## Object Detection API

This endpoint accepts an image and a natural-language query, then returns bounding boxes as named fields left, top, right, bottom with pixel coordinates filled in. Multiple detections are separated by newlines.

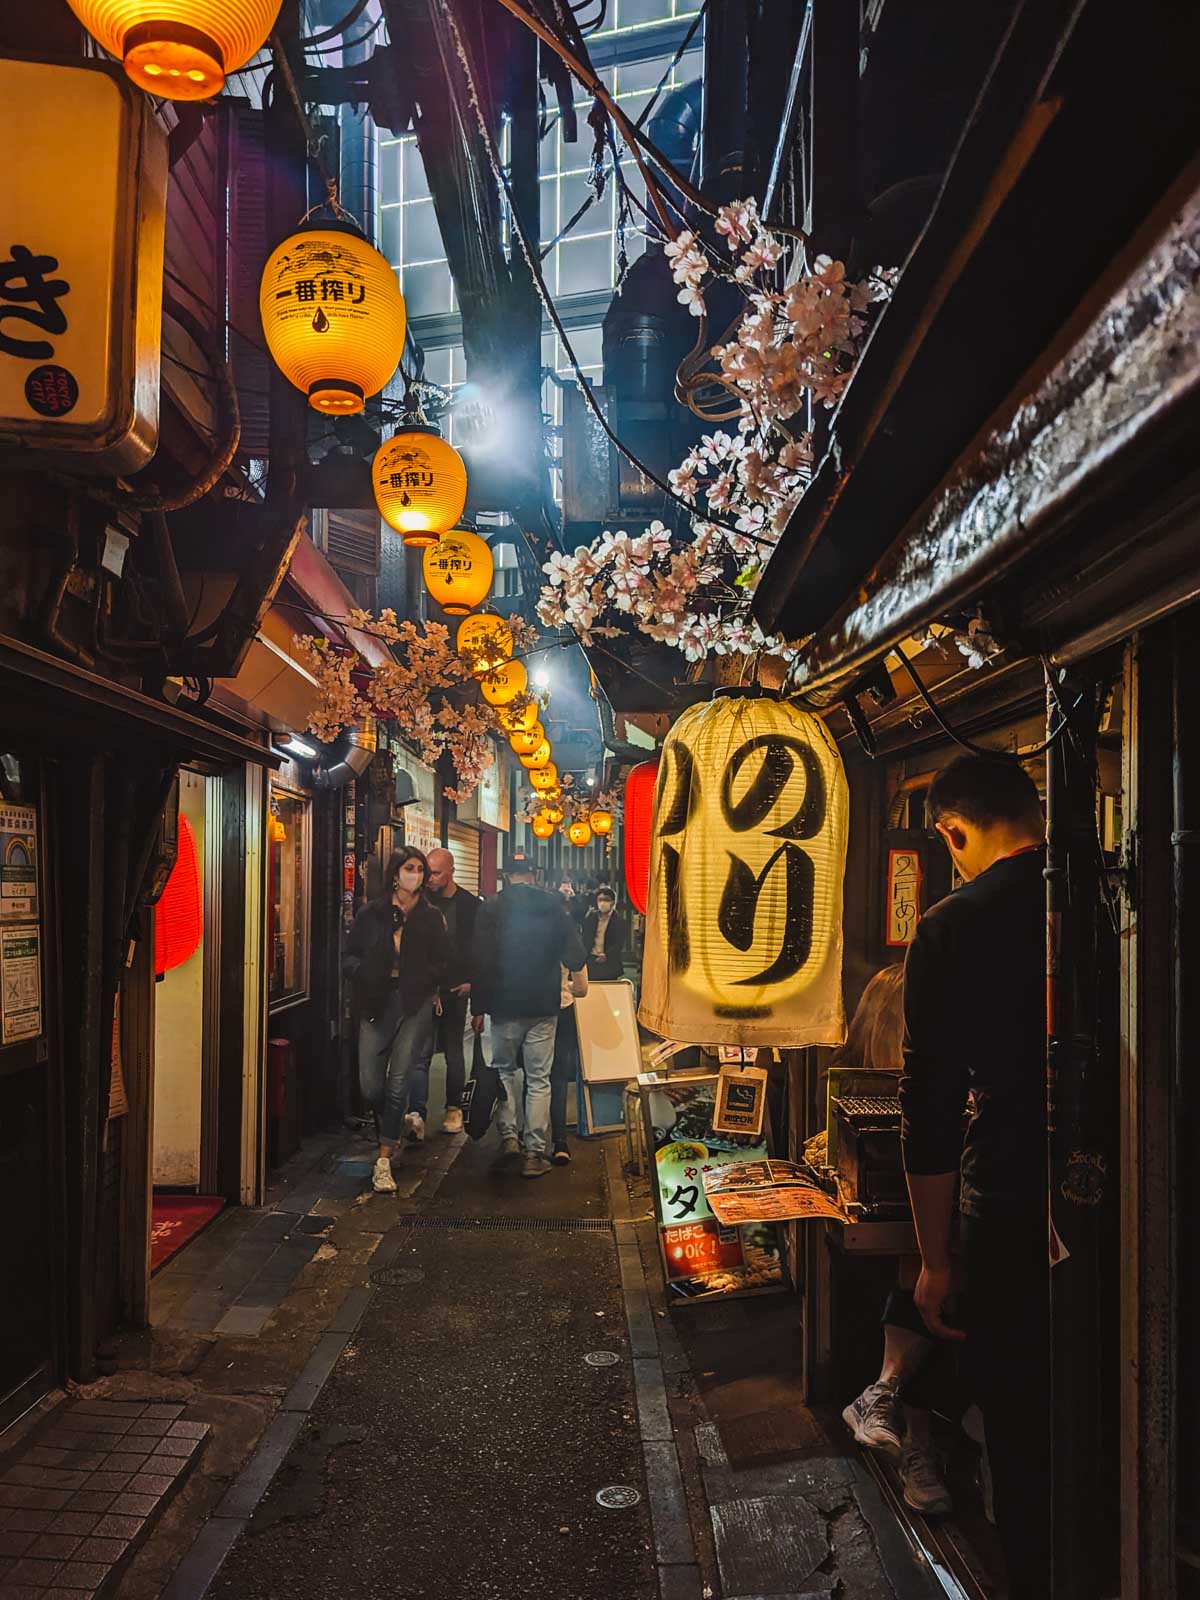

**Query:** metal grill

left=395, top=1215, right=614, bottom=1235
left=833, top=1095, right=902, bottom=1120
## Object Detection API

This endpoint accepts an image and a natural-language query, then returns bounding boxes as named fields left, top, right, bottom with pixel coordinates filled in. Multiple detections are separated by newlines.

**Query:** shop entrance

left=0, top=750, right=59, bottom=1432
left=150, top=768, right=224, bottom=1273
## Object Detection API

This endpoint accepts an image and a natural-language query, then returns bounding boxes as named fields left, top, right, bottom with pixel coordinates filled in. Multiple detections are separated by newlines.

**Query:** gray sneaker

left=521, top=1152, right=552, bottom=1179
left=842, top=1380, right=904, bottom=1459
left=496, top=1134, right=521, bottom=1165
left=899, top=1441, right=953, bottom=1516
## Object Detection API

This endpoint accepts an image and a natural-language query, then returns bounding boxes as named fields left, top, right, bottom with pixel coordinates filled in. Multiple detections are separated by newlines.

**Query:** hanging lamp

left=497, top=697, right=540, bottom=735
left=375, top=426, right=468, bottom=546
left=65, top=0, right=280, bottom=99
left=508, top=722, right=546, bottom=756
left=479, top=659, right=528, bottom=707
left=422, top=529, right=494, bottom=616
left=456, top=612, right=513, bottom=676
left=529, top=763, right=559, bottom=794
left=531, top=815, right=555, bottom=840
left=518, top=739, right=553, bottom=771
left=540, top=803, right=564, bottom=826
left=568, top=819, right=593, bottom=848
left=589, top=808, right=613, bottom=836
left=260, top=222, right=405, bottom=416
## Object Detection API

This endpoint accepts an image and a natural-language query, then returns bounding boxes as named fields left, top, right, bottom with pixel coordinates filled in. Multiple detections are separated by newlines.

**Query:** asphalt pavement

left=210, top=1133, right=658, bottom=1600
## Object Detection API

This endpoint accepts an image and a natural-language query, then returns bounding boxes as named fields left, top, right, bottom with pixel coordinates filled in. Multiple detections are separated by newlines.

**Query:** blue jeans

left=490, top=1015, right=557, bottom=1155
left=359, top=996, right=434, bottom=1143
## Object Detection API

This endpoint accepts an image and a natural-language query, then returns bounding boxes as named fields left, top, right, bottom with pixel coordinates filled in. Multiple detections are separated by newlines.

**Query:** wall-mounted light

left=283, top=735, right=317, bottom=760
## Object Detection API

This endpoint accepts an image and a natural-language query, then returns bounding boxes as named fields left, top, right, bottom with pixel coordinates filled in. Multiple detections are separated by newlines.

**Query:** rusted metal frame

left=1119, top=629, right=1177, bottom=1600
left=784, top=171, right=1200, bottom=703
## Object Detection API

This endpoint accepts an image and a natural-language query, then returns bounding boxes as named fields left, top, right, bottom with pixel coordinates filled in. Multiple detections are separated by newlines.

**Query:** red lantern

left=624, top=759, right=658, bottom=916
left=154, top=814, right=202, bottom=975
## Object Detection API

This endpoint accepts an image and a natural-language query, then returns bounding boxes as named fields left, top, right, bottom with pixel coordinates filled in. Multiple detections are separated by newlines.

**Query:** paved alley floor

left=208, top=1135, right=657, bottom=1600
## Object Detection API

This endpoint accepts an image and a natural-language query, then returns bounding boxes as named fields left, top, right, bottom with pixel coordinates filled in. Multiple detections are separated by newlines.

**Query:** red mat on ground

left=151, top=1195, right=225, bottom=1274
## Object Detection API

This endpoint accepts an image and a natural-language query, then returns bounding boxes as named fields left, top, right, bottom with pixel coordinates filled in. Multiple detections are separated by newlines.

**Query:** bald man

left=421, top=847, right=481, bottom=1134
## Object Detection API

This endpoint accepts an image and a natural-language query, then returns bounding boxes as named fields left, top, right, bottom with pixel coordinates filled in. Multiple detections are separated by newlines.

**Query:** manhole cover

left=596, top=1485, right=641, bottom=1510
left=373, top=1266, right=425, bottom=1287
left=584, top=1350, right=620, bottom=1367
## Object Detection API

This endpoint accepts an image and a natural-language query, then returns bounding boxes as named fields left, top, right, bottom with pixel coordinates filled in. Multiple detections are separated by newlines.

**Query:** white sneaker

left=899, top=1441, right=953, bottom=1516
left=441, top=1107, right=464, bottom=1135
left=404, top=1112, right=425, bottom=1143
left=372, top=1157, right=397, bottom=1194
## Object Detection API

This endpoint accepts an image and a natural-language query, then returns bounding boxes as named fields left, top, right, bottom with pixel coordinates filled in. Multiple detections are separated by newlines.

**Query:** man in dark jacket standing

left=423, top=847, right=481, bottom=1135
left=582, top=884, right=626, bottom=981
left=900, top=754, right=1048, bottom=1599
left=471, top=854, right=587, bottom=1178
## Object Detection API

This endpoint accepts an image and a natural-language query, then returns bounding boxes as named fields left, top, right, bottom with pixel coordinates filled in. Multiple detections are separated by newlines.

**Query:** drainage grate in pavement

left=595, top=1484, right=642, bottom=1509
left=584, top=1351, right=621, bottom=1367
left=372, top=1266, right=426, bottom=1287
left=397, top=1214, right=614, bottom=1235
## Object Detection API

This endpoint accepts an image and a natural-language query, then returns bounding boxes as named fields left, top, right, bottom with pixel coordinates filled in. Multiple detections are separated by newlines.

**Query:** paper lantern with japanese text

left=456, top=612, right=512, bottom=675
left=624, top=760, right=658, bottom=915
left=529, top=763, right=559, bottom=794
left=497, top=697, right=539, bottom=735
left=423, top=530, right=493, bottom=616
left=480, top=659, right=527, bottom=706
left=589, top=808, right=613, bottom=836
left=540, top=803, right=564, bottom=826
left=509, top=722, right=546, bottom=756
left=375, top=427, right=467, bottom=546
left=66, top=0, right=280, bottom=99
left=638, top=692, right=849, bottom=1048
left=261, top=224, right=405, bottom=416
left=568, top=819, right=593, bottom=848
left=519, top=740, right=553, bottom=771
left=531, top=815, right=555, bottom=840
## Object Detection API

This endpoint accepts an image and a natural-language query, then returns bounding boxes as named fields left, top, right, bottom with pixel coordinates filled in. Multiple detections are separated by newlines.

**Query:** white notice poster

left=1, top=923, right=41, bottom=1044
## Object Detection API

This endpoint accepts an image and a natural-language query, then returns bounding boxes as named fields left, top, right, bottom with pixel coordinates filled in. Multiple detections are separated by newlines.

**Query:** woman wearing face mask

left=344, top=847, right=450, bottom=1193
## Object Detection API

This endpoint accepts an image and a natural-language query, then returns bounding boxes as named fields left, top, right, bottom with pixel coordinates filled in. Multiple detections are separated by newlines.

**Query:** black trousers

left=550, top=1004, right=578, bottom=1146
left=962, top=1212, right=1051, bottom=1600
left=434, top=991, right=469, bottom=1110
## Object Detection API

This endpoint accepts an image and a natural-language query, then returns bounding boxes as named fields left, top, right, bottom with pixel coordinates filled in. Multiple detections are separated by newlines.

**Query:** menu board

left=639, top=1072, right=786, bottom=1302
left=703, top=1159, right=850, bottom=1228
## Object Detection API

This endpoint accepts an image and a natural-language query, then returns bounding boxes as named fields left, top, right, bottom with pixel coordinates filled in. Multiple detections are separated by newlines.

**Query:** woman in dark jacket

left=344, top=847, right=450, bottom=1193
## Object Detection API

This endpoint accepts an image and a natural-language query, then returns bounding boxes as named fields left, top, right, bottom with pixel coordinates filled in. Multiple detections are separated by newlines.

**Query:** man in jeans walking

left=471, top=854, right=586, bottom=1178
left=423, top=847, right=481, bottom=1135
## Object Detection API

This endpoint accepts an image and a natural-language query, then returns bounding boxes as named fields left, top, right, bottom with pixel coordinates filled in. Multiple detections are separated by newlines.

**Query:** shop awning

left=786, top=180, right=1200, bottom=702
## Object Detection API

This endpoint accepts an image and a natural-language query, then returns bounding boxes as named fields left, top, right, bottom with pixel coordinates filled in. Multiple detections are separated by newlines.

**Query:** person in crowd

left=344, top=847, right=450, bottom=1194
left=583, top=884, right=626, bottom=981
left=471, top=853, right=586, bottom=1179
left=901, top=753, right=1048, bottom=1595
left=832, top=966, right=954, bottom=1516
left=549, top=961, right=588, bottom=1165
left=422, top=846, right=481, bottom=1135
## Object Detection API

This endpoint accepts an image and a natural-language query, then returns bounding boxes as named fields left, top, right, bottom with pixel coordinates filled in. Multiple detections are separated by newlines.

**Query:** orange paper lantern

left=509, top=722, right=546, bottom=756
left=456, top=612, right=513, bottom=675
left=261, top=224, right=405, bottom=416
left=480, top=659, right=528, bottom=706
left=375, top=427, right=468, bottom=546
left=541, top=804, right=564, bottom=825
left=519, top=740, right=553, bottom=771
left=423, top=529, right=494, bottom=616
left=589, top=808, right=613, bottom=836
left=66, top=0, right=280, bottom=99
left=529, top=763, right=559, bottom=793
left=531, top=815, right=555, bottom=840
left=568, top=820, right=593, bottom=848
left=498, top=698, right=540, bottom=735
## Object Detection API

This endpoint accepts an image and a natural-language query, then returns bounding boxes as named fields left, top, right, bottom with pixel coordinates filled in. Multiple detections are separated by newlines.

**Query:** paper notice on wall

left=1, top=923, right=41, bottom=1044
left=0, top=804, right=38, bottom=922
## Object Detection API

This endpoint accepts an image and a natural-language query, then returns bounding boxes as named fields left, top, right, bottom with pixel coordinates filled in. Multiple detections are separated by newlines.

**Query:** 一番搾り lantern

left=422, top=529, right=494, bottom=616
left=456, top=612, right=512, bottom=676
left=589, top=808, right=613, bottom=836
left=375, top=427, right=467, bottom=546
left=66, top=0, right=280, bottom=99
left=529, top=763, right=559, bottom=794
left=568, top=819, right=592, bottom=848
left=480, top=659, right=527, bottom=707
left=508, top=722, right=546, bottom=756
left=624, top=760, right=658, bottom=915
left=260, top=224, right=405, bottom=416
left=540, top=803, right=564, bottom=826
left=519, top=740, right=552, bottom=771
left=497, top=697, right=539, bottom=735
left=638, top=690, right=849, bottom=1049
left=531, top=815, right=555, bottom=839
